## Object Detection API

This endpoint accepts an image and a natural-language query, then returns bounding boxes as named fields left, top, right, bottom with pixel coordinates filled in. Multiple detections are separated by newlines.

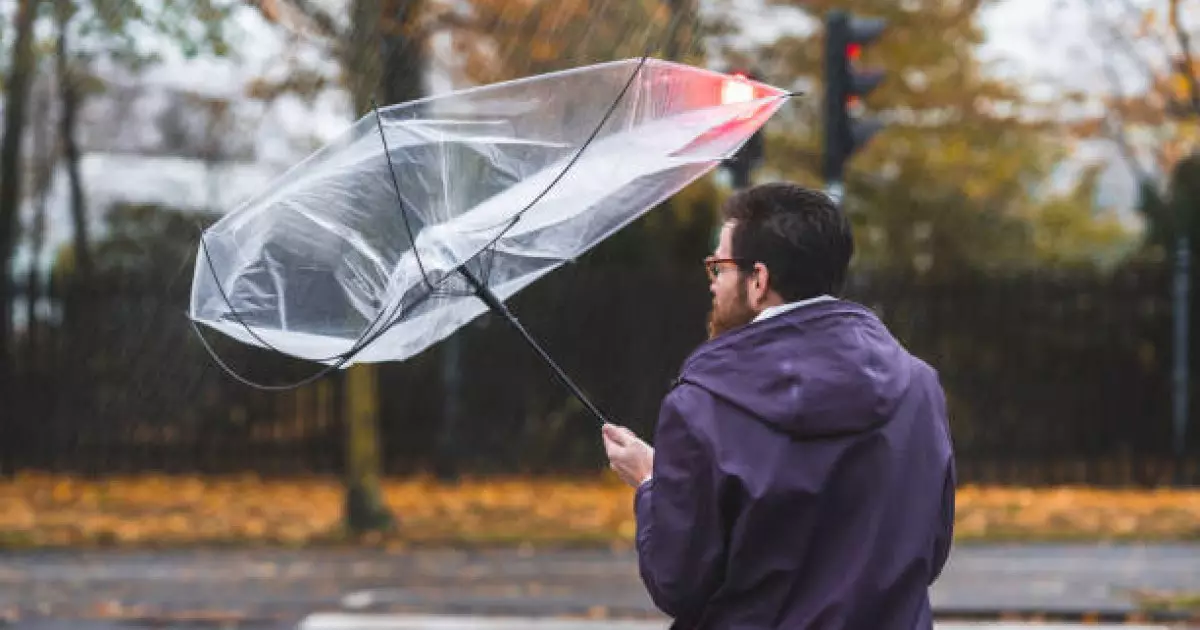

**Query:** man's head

left=705, top=182, right=853, bottom=339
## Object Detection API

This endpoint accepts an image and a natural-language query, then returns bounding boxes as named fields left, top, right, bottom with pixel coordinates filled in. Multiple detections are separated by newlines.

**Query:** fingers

left=602, top=423, right=628, bottom=446
left=603, top=424, right=648, bottom=488
left=603, top=423, right=643, bottom=443
left=601, top=431, right=625, bottom=462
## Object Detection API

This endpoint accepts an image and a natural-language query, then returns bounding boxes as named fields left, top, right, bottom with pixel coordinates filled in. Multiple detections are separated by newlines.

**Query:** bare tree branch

left=420, top=5, right=486, bottom=34
left=1099, top=36, right=1161, bottom=187
left=288, top=0, right=345, bottom=38
left=1114, top=0, right=1176, bottom=65
left=246, top=0, right=343, bottom=40
left=1102, top=21, right=1160, bottom=86
left=247, top=0, right=280, bottom=22
left=1074, top=0, right=1199, bottom=187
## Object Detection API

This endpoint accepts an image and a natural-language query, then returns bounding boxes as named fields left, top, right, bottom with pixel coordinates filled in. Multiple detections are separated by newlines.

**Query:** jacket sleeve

left=930, top=456, right=956, bottom=583
left=929, top=378, right=956, bottom=584
left=634, top=384, right=727, bottom=620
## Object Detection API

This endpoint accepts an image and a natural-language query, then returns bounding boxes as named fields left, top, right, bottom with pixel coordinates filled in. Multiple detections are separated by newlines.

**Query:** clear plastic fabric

left=188, top=58, right=788, bottom=365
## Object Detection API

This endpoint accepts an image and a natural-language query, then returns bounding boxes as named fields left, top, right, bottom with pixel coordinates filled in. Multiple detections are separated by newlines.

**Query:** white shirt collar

left=751, top=294, right=836, bottom=323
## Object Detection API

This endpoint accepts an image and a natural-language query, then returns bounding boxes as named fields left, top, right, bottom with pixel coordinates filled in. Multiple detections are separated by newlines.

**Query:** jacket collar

left=751, top=294, right=837, bottom=324
left=678, top=298, right=878, bottom=378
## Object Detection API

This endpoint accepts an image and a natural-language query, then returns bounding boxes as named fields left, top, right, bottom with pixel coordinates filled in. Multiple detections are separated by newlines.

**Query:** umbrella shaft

left=457, top=266, right=609, bottom=426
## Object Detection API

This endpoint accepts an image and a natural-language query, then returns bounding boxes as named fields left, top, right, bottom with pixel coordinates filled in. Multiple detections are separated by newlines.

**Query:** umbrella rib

left=373, top=101, right=433, bottom=290
left=369, top=58, right=656, bottom=424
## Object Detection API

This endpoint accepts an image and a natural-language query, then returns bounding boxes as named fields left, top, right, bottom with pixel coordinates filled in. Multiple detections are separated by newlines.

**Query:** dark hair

left=721, top=182, right=854, bottom=301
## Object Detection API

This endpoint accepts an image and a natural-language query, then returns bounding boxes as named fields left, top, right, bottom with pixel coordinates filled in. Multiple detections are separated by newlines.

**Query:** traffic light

left=823, top=10, right=887, bottom=197
left=722, top=70, right=765, bottom=190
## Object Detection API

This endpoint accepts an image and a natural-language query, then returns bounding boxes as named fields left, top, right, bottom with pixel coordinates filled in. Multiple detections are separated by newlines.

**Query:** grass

left=1, top=473, right=1199, bottom=550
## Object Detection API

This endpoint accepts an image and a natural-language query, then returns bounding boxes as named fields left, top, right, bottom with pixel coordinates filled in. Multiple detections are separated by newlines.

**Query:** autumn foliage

left=1, top=474, right=1198, bottom=549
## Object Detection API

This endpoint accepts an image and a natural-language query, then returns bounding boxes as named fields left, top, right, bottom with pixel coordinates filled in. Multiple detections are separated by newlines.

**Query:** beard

left=706, top=281, right=757, bottom=340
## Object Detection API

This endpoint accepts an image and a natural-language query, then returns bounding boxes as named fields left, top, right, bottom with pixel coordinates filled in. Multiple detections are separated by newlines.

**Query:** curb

left=300, top=614, right=666, bottom=629
left=300, top=613, right=1200, bottom=630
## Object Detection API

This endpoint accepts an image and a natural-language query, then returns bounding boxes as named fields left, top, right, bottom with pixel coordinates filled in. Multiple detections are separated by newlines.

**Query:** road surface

left=0, top=544, right=1197, bottom=628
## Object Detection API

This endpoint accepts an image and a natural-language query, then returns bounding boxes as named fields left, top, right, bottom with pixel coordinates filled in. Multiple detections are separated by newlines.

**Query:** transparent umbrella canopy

left=189, top=57, right=792, bottom=414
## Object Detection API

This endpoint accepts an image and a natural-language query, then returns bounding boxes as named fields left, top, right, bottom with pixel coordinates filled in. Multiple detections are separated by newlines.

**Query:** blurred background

left=0, top=0, right=1199, bottom=628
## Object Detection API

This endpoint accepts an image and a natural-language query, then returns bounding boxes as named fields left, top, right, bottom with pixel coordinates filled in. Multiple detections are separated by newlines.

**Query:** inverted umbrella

left=189, top=57, right=792, bottom=422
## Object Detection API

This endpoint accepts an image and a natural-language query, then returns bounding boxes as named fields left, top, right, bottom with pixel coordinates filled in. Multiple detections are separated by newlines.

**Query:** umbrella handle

left=457, top=266, right=611, bottom=427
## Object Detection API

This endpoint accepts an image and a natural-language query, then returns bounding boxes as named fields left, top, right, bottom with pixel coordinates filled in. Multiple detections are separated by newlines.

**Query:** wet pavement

left=0, top=543, right=1198, bottom=628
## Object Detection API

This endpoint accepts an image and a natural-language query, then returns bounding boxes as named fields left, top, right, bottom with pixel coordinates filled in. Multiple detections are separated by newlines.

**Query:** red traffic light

left=824, top=10, right=888, bottom=184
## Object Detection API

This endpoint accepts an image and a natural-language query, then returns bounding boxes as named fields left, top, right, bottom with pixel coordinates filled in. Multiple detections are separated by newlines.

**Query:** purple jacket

left=635, top=299, right=955, bottom=629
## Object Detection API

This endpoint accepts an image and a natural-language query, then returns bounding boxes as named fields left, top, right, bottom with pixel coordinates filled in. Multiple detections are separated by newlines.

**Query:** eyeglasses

left=703, top=256, right=747, bottom=281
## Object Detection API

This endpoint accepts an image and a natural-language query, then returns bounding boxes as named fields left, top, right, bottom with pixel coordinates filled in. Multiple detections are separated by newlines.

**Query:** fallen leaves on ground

left=1129, top=589, right=1200, bottom=614
left=952, top=485, right=1200, bottom=541
left=0, top=474, right=1198, bottom=549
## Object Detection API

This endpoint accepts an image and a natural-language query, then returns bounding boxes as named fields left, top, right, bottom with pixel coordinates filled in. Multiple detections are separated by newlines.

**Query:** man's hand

left=602, top=423, right=654, bottom=488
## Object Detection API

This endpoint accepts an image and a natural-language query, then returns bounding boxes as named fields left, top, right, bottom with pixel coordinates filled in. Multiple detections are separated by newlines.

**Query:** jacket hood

left=676, top=299, right=914, bottom=439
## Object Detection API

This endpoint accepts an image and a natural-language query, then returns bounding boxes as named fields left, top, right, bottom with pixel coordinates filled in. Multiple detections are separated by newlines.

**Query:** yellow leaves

left=51, top=480, right=73, bottom=503
left=954, top=485, right=1200, bottom=541
left=375, top=476, right=635, bottom=544
left=1133, top=589, right=1200, bottom=613
left=1171, top=69, right=1196, bottom=105
left=530, top=40, right=557, bottom=63
left=0, top=473, right=640, bottom=548
left=1137, top=7, right=1159, bottom=38
left=2, top=474, right=1199, bottom=548
left=0, top=474, right=335, bottom=548
left=585, top=605, right=610, bottom=619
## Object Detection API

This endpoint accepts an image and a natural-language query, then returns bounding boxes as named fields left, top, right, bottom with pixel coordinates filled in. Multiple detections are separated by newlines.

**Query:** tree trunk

left=378, top=0, right=424, bottom=105
left=376, top=0, right=463, bottom=483
left=346, top=0, right=382, bottom=117
left=663, top=0, right=698, bottom=62
left=338, top=0, right=428, bottom=535
left=9, top=81, right=55, bottom=479
left=376, top=0, right=465, bottom=483
left=25, top=78, right=54, bottom=374
left=56, top=0, right=92, bottom=285
left=343, top=359, right=394, bottom=533
left=0, top=0, right=40, bottom=476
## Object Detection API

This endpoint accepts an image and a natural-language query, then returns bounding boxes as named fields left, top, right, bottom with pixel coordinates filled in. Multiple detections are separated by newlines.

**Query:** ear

left=748, top=262, right=771, bottom=307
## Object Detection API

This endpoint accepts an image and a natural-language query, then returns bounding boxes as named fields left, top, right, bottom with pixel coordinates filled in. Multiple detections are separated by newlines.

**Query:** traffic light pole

left=1173, top=232, right=1190, bottom=484
left=731, top=161, right=752, bottom=190
left=825, top=181, right=845, bottom=205
left=721, top=69, right=764, bottom=190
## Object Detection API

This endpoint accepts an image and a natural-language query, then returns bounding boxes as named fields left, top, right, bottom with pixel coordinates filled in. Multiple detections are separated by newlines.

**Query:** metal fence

left=2, top=260, right=1198, bottom=485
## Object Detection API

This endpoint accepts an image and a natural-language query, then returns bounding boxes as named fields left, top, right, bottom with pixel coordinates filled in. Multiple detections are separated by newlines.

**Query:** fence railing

left=2, top=261, right=1197, bottom=485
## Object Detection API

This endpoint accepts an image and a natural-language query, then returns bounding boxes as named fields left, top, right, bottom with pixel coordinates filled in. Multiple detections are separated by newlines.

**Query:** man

left=602, top=182, right=955, bottom=629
